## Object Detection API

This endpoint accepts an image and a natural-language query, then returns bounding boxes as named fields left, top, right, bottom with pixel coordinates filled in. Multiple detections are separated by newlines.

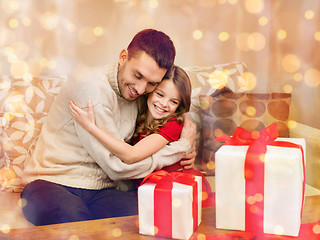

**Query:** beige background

left=0, top=0, right=319, bottom=129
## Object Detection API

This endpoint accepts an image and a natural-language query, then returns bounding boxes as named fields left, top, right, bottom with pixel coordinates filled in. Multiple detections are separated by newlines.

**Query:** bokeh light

left=0, top=224, right=10, bottom=234
left=66, top=22, right=76, bottom=32
left=277, top=29, right=287, bottom=40
left=8, top=18, right=19, bottom=28
left=149, top=0, right=158, bottom=8
left=282, top=54, right=301, bottom=73
left=112, top=228, right=122, bottom=237
left=172, top=198, right=182, bottom=207
left=288, top=120, right=297, bottom=129
left=274, top=225, right=284, bottom=235
left=228, top=0, right=238, bottom=5
left=246, top=106, right=256, bottom=116
left=250, top=205, right=258, bottom=214
left=247, top=32, right=265, bottom=51
left=236, top=32, right=250, bottom=51
left=206, top=161, right=215, bottom=171
left=193, top=30, right=203, bottom=40
left=69, top=235, right=79, bottom=240
left=283, top=84, right=293, bottom=93
left=196, top=233, right=207, bottom=240
left=244, top=0, right=264, bottom=14
left=41, top=12, right=59, bottom=30
left=93, top=27, right=104, bottom=36
left=22, top=17, right=31, bottom=26
left=304, top=10, right=314, bottom=20
left=10, top=60, right=29, bottom=77
left=293, top=72, right=303, bottom=82
left=214, top=128, right=223, bottom=138
left=238, top=72, right=257, bottom=91
left=259, top=16, right=268, bottom=26
left=219, top=32, right=229, bottom=41
left=304, top=68, right=320, bottom=87
left=315, top=32, right=320, bottom=41
left=313, top=224, right=320, bottom=234
left=17, top=198, right=27, bottom=208
left=208, top=70, right=228, bottom=89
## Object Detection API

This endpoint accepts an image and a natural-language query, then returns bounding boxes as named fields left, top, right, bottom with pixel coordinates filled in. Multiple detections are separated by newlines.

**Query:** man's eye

left=134, top=74, right=142, bottom=79
left=148, top=82, right=158, bottom=86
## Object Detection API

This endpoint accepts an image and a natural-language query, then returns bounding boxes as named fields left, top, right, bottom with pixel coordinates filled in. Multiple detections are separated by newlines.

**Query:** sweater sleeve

left=74, top=103, right=191, bottom=181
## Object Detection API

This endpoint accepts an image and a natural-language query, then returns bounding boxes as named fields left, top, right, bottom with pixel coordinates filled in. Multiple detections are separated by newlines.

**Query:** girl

left=69, top=65, right=191, bottom=165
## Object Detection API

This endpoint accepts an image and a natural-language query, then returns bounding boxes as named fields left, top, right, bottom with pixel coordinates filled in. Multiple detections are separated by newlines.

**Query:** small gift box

left=215, top=124, right=306, bottom=237
left=138, top=170, right=202, bottom=239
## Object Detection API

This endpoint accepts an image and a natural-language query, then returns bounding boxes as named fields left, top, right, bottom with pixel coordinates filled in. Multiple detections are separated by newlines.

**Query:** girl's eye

left=171, top=100, right=179, bottom=105
left=156, top=92, right=163, bottom=97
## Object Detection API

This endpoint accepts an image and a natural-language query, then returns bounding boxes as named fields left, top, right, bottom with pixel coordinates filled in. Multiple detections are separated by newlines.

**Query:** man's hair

left=127, top=29, right=176, bottom=71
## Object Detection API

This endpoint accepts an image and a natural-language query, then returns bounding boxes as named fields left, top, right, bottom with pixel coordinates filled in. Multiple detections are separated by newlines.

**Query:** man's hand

left=180, top=113, right=196, bottom=146
left=179, top=113, right=197, bottom=169
left=180, top=145, right=196, bottom=169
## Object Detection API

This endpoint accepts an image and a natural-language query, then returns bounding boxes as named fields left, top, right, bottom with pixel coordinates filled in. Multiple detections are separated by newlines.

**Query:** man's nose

left=135, top=81, right=148, bottom=95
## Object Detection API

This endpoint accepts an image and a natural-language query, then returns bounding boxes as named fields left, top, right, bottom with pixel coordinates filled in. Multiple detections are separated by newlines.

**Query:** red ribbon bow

left=141, top=170, right=199, bottom=238
left=216, top=123, right=305, bottom=233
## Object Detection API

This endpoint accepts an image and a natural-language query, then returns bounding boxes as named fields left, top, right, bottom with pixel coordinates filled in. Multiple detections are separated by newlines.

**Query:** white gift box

left=215, top=137, right=306, bottom=237
left=138, top=174, right=202, bottom=239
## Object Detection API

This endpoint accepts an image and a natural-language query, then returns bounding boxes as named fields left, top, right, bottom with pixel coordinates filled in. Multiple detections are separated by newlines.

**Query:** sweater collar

left=107, top=61, right=121, bottom=97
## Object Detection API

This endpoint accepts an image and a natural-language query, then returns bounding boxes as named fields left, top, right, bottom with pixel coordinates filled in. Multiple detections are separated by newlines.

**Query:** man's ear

left=119, top=49, right=128, bottom=64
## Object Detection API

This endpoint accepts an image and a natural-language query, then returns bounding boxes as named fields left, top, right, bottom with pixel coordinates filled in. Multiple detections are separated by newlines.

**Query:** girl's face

left=146, top=79, right=181, bottom=123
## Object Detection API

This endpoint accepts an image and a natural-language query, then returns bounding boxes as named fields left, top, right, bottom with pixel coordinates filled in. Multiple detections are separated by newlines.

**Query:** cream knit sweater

left=22, top=62, right=191, bottom=190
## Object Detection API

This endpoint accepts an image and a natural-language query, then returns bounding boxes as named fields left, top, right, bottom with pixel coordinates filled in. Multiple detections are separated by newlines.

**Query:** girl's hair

left=132, top=65, right=192, bottom=139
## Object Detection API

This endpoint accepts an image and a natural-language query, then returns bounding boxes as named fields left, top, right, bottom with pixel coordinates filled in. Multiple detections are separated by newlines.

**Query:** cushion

left=183, top=62, right=248, bottom=170
left=0, top=76, right=66, bottom=192
left=199, top=92, right=291, bottom=175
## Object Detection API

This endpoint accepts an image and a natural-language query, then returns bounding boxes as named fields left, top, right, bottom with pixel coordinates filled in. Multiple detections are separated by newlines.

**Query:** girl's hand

left=69, top=100, right=96, bottom=132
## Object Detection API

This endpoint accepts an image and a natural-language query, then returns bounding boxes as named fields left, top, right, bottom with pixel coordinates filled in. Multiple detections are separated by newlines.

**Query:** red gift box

left=215, top=123, right=306, bottom=236
left=138, top=170, right=202, bottom=239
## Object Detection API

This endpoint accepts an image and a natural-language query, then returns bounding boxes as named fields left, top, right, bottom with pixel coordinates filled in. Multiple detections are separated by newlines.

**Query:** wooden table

left=1, top=195, right=320, bottom=240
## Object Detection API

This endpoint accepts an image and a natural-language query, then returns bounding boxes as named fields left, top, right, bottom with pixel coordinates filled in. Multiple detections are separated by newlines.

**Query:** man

left=21, top=29, right=196, bottom=226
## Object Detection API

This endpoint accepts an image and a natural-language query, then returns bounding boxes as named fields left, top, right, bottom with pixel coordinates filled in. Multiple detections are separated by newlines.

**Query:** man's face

left=117, top=50, right=167, bottom=101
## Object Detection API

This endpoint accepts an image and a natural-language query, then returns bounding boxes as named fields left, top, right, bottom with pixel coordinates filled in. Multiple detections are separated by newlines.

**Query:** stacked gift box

left=137, top=124, right=306, bottom=238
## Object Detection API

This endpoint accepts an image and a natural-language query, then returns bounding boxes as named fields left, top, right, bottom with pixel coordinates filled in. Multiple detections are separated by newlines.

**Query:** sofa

left=1, top=62, right=319, bottom=229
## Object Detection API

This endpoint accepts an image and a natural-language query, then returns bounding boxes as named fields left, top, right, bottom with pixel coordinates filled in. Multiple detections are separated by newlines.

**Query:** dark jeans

left=21, top=179, right=138, bottom=226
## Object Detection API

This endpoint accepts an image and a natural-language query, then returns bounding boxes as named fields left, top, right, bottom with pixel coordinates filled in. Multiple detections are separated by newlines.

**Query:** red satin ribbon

left=216, top=123, right=305, bottom=233
left=141, top=170, right=199, bottom=238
